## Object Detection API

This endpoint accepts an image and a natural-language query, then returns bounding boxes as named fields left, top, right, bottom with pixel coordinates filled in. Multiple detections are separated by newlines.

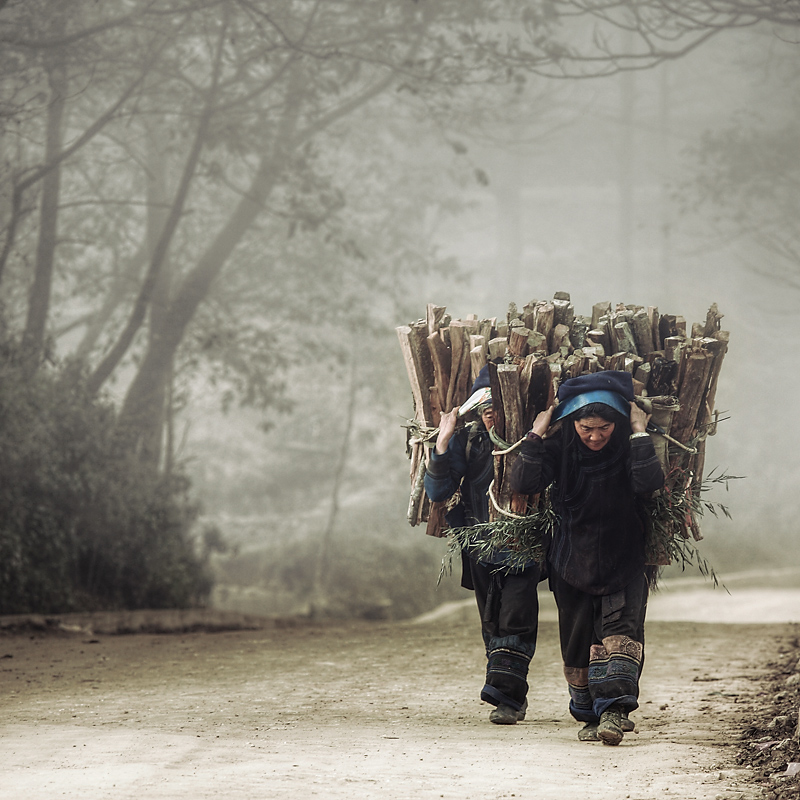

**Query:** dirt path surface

left=2, top=587, right=799, bottom=800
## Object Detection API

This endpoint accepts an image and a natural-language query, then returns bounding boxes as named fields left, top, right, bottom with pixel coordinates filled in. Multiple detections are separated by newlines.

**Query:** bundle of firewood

left=397, top=294, right=730, bottom=563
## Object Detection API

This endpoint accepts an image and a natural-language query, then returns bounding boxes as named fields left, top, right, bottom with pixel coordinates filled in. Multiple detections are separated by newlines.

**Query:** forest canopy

left=0, top=0, right=794, bottom=614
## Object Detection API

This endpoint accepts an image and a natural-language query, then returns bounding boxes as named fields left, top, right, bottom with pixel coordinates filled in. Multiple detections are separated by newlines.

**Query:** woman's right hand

left=531, top=406, right=554, bottom=438
left=435, top=407, right=460, bottom=454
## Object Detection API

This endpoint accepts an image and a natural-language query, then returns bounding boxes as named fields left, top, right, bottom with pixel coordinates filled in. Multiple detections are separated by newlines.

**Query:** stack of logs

left=397, top=293, right=729, bottom=548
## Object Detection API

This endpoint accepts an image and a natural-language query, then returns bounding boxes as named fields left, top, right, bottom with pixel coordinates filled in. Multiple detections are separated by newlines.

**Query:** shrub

left=0, top=345, right=211, bottom=614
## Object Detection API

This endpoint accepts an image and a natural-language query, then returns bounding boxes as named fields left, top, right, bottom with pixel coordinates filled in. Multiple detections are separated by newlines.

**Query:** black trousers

left=551, top=570, right=648, bottom=720
left=467, top=556, right=542, bottom=711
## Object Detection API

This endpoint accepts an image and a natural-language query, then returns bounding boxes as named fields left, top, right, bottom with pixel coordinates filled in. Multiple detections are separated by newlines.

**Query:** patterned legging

left=552, top=571, right=648, bottom=722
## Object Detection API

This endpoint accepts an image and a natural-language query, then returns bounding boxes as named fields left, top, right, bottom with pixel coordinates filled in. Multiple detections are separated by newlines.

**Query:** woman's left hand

left=629, top=401, right=651, bottom=434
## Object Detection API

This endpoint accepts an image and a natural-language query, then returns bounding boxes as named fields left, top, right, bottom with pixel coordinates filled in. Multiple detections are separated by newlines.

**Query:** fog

left=417, top=30, right=799, bottom=569
left=4, top=4, right=794, bottom=619
left=182, top=21, right=799, bottom=620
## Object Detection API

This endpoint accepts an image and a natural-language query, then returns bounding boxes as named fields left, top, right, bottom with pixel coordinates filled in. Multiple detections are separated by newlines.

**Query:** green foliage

left=641, top=457, right=742, bottom=587
left=0, top=341, right=211, bottom=614
left=440, top=500, right=555, bottom=581
left=436, top=454, right=740, bottom=586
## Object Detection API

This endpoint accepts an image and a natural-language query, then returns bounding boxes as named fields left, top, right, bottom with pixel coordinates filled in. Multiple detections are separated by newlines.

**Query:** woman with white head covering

left=425, top=365, right=543, bottom=725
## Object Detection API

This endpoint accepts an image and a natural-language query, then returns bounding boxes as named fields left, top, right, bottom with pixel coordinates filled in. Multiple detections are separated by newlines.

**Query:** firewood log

left=697, top=332, right=729, bottom=433
left=521, top=300, right=536, bottom=331
left=479, top=318, right=495, bottom=342
left=587, top=328, right=610, bottom=355
left=613, top=321, right=638, bottom=356
left=488, top=336, right=508, bottom=360
left=551, top=323, right=572, bottom=354
left=488, top=361, right=505, bottom=441
left=470, top=344, right=487, bottom=385
left=632, top=309, right=655, bottom=357
left=634, top=361, right=651, bottom=387
left=425, top=500, right=448, bottom=538
left=608, top=352, right=627, bottom=371
left=528, top=330, right=547, bottom=354
left=664, top=335, right=684, bottom=364
left=496, top=363, right=528, bottom=515
left=523, top=357, right=552, bottom=432
left=648, top=356, right=678, bottom=397
left=426, top=303, right=447, bottom=336
left=570, top=317, right=589, bottom=349
left=670, top=347, right=714, bottom=443
left=647, top=306, right=660, bottom=350
left=397, top=323, right=435, bottom=424
left=553, top=297, right=574, bottom=328
left=702, top=303, right=723, bottom=336
left=592, top=301, right=611, bottom=329
left=508, top=326, right=531, bottom=359
left=534, top=302, right=555, bottom=349
left=446, top=321, right=471, bottom=411
left=658, top=314, right=678, bottom=344
left=426, top=331, right=450, bottom=416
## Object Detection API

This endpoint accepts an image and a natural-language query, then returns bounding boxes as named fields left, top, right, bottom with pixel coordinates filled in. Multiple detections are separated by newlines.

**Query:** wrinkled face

left=574, top=416, right=615, bottom=451
left=480, top=406, right=495, bottom=431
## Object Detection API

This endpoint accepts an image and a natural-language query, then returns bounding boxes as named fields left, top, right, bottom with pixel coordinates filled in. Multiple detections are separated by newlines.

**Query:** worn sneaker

left=598, top=707, right=624, bottom=746
left=516, top=699, right=528, bottom=722
left=578, top=722, right=599, bottom=741
left=621, top=713, right=635, bottom=733
left=489, top=703, right=525, bottom=725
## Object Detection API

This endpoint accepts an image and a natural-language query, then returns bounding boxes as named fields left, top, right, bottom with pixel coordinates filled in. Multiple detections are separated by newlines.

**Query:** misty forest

left=1, top=0, right=798, bottom=620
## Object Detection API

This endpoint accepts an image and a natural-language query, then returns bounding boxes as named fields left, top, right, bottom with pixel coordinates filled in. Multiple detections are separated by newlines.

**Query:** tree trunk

left=0, top=44, right=155, bottom=287
left=116, top=110, right=298, bottom=440
left=22, top=47, right=67, bottom=368
left=115, top=53, right=415, bottom=450
left=138, top=131, right=173, bottom=469
left=310, top=341, right=358, bottom=616
left=73, top=245, right=147, bottom=360
left=86, top=87, right=220, bottom=396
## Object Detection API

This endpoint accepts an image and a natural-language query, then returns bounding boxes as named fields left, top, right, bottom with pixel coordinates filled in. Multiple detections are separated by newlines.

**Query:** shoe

left=489, top=703, right=521, bottom=725
left=578, top=722, right=599, bottom=741
left=598, top=707, right=624, bottom=746
left=517, top=699, right=528, bottom=722
left=621, top=713, right=635, bottom=733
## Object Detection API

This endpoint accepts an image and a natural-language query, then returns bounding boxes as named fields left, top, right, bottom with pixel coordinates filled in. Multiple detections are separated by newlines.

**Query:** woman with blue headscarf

left=510, top=371, right=664, bottom=745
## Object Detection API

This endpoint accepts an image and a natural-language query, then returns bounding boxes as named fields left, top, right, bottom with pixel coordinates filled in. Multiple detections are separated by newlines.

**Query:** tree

left=0, top=0, right=564, bottom=467
left=542, top=0, right=800, bottom=74
left=683, top=120, right=800, bottom=290
left=5, top=0, right=793, bottom=468
left=675, top=33, right=800, bottom=292
left=0, top=0, right=175, bottom=337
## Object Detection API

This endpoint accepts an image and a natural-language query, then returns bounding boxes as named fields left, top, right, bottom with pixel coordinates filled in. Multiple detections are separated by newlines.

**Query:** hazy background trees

left=1, top=0, right=797, bottom=617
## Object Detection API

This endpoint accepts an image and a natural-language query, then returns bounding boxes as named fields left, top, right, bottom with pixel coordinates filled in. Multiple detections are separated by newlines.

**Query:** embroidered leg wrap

left=563, top=666, right=596, bottom=723
left=589, top=636, right=643, bottom=718
left=480, top=638, right=532, bottom=712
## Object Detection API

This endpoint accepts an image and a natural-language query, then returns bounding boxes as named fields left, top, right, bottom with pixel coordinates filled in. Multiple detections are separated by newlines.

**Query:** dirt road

left=1, top=585, right=799, bottom=800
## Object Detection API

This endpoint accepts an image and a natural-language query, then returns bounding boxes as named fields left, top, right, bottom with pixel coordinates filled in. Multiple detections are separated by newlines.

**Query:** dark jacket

left=424, top=422, right=493, bottom=529
left=509, top=430, right=664, bottom=595
left=424, top=422, right=536, bottom=571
